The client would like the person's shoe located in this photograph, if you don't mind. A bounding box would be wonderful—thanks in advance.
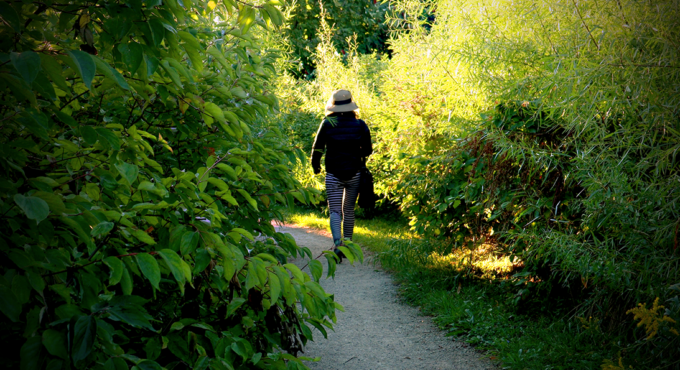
[333,247,344,263]
[333,240,345,263]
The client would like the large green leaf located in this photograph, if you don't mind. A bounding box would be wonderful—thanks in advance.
[132,229,156,245]
[32,191,66,215]
[42,329,68,360]
[11,51,41,84]
[135,253,161,290]
[159,60,183,88]
[0,74,36,106]
[12,275,31,304]
[32,72,56,100]
[120,266,133,295]
[178,31,203,72]
[245,261,259,291]
[118,42,144,76]
[106,296,155,330]
[92,56,130,90]
[193,248,211,274]
[0,285,21,322]
[14,194,49,224]
[148,18,166,47]
[66,50,96,89]
[26,270,45,293]
[268,271,281,302]
[180,231,199,256]
[39,54,69,91]
[284,263,304,282]
[0,1,21,32]
[158,249,186,287]
[103,257,124,286]
[137,360,163,370]
[92,221,114,237]
[71,315,97,363]
[20,336,44,370]
[237,6,256,33]
[104,357,129,370]
[308,260,323,282]
[115,162,139,186]
[95,127,121,150]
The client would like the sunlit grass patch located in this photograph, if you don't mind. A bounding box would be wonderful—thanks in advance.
[284,210,329,232]
[426,243,516,279]
[282,207,416,253]
[379,237,518,281]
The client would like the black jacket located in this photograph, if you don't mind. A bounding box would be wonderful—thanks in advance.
[311,115,372,181]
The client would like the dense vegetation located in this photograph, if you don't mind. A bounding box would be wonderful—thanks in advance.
[2,0,679,368]
[277,0,680,368]
[0,0,363,369]
[281,0,390,78]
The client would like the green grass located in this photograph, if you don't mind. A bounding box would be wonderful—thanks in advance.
[396,268,616,369]
[284,207,623,369]
[282,206,417,254]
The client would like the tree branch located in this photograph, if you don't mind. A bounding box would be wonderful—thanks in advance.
[571,0,599,51]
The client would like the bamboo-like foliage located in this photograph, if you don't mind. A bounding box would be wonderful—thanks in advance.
[278,0,679,366]
[376,0,680,366]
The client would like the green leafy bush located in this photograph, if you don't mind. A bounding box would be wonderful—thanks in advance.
[0,0,363,369]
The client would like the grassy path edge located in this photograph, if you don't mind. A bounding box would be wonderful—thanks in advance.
[285,208,623,370]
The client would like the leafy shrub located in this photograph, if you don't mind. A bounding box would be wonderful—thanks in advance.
[0,0,364,369]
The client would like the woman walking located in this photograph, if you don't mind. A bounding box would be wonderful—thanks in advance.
[311,89,373,262]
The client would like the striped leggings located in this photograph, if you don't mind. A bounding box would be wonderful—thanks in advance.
[326,172,360,243]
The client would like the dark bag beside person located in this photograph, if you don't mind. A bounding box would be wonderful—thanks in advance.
[357,159,375,210]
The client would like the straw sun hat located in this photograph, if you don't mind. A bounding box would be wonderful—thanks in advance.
[325,89,359,114]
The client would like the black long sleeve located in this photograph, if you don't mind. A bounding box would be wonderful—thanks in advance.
[360,123,373,158]
[310,117,372,180]
[311,120,327,173]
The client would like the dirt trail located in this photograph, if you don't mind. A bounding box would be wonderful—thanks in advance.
[277,224,496,370]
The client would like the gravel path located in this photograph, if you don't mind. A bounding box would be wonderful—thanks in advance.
[277,224,497,370]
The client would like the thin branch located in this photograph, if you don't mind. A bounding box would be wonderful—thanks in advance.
[607,63,680,69]
[59,90,90,111]
[88,224,118,261]
[234,0,263,9]
[0,112,19,123]
[614,0,628,26]
[571,0,599,51]
[58,164,101,187]
[533,2,557,55]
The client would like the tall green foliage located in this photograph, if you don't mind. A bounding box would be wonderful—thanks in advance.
[279,0,680,366]
[0,0,363,369]
[281,0,390,77]
[379,0,680,367]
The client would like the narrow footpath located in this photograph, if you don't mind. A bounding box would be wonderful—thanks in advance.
[277,224,496,370]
